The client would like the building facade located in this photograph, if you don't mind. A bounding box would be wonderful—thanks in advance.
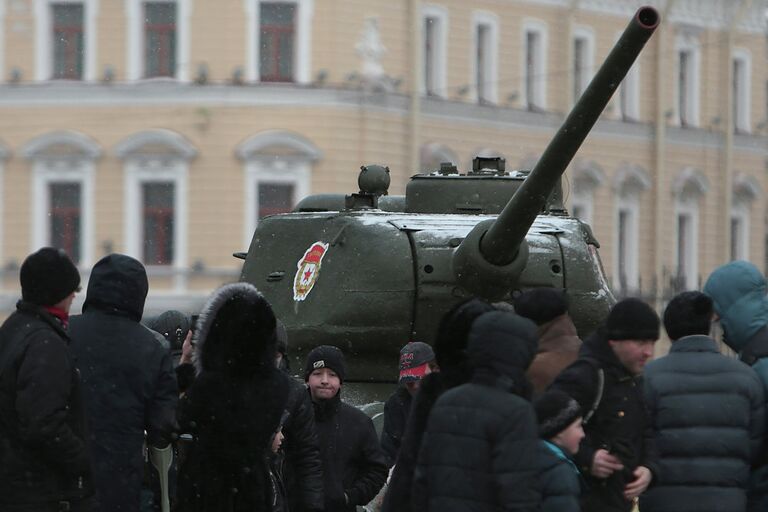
[0,0,766,315]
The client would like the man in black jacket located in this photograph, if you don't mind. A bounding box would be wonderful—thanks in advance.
[304,345,388,512]
[641,291,765,511]
[69,254,178,512]
[550,297,660,512]
[0,247,94,511]
[412,310,541,512]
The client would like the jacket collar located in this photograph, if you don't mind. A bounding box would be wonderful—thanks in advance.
[669,335,719,353]
[16,300,70,341]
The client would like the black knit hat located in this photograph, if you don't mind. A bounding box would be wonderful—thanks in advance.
[20,247,80,306]
[304,345,346,383]
[514,288,568,326]
[534,390,582,439]
[604,298,660,341]
[664,291,713,341]
[146,310,190,351]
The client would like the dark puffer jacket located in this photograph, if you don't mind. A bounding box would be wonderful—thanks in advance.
[313,391,388,512]
[550,330,658,512]
[282,377,324,512]
[412,311,541,512]
[537,441,582,512]
[380,386,412,466]
[69,254,177,512]
[640,335,765,512]
[0,301,94,508]
[176,283,292,512]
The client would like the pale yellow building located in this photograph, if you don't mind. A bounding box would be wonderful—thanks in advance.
[0,0,766,315]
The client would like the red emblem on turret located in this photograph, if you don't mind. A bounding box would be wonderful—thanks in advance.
[293,242,329,301]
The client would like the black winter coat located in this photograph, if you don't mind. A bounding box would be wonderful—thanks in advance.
[282,378,324,512]
[0,301,94,507]
[313,392,388,512]
[550,330,658,512]
[537,441,582,512]
[380,386,412,466]
[639,335,765,512]
[412,311,540,512]
[69,254,177,512]
[176,282,291,512]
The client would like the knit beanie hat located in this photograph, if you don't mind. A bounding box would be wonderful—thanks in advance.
[664,291,713,341]
[604,298,660,341]
[146,310,190,351]
[399,342,435,383]
[304,345,346,383]
[514,288,569,326]
[534,390,582,439]
[20,247,81,306]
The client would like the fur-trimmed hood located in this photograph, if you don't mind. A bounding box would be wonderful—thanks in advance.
[193,282,278,376]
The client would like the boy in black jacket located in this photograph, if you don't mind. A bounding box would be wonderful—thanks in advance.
[304,345,388,512]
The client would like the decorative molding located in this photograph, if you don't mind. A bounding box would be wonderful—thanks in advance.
[672,166,709,198]
[115,129,197,160]
[20,130,102,160]
[613,163,651,195]
[235,130,321,161]
[733,173,761,203]
[572,160,605,192]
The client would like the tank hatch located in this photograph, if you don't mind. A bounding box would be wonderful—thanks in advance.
[406,157,564,215]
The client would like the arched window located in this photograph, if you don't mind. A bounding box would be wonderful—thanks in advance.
[731,173,760,260]
[116,129,196,269]
[21,130,101,265]
[672,167,708,290]
[570,160,604,226]
[612,164,651,293]
[236,130,320,247]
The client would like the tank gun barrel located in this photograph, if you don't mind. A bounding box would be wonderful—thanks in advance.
[480,6,660,265]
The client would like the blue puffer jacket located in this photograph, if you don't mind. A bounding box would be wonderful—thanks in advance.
[704,260,768,511]
[537,441,581,512]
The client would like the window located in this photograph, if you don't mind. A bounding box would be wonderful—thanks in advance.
[22,130,99,266]
[675,35,700,127]
[145,2,177,78]
[472,12,497,104]
[246,0,313,83]
[570,162,604,227]
[421,6,447,98]
[236,130,319,247]
[672,167,707,290]
[259,2,295,82]
[732,50,751,134]
[49,182,82,263]
[616,29,640,121]
[572,28,593,103]
[35,0,96,81]
[731,174,760,261]
[52,3,84,79]
[127,0,190,81]
[730,214,746,261]
[523,20,547,111]
[612,164,650,293]
[117,129,196,270]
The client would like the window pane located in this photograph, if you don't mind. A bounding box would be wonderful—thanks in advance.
[573,38,585,100]
[260,3,295,82]
[476,25,488,102]
[618,210,628,289]
[526,31,538,109]
[142,182,175,265]
[258,183,294,219]
[52,4,84,79]
[144,2,177,78]
[49,182,82,264]
[424,17,436,94]
[678,51,689,126]
[677,214,689,278]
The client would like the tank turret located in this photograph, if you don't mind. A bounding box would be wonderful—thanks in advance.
[238,7,660,381]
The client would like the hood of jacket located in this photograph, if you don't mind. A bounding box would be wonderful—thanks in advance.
[82,253,148,322]
[703,260,768,352]
[193,282,278,376]
[466,311,538,392]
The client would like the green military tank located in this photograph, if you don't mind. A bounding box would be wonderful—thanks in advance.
[237,6,660,384]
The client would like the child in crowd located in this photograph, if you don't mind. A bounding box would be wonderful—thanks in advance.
[534,390,585,512]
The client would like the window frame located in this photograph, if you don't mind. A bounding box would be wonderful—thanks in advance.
[126,0,190,81]
[732,48,751,134]
[730,202,750,261]
[675,34,701,128]
[572,26,594,105]
[613,196,639,293]
[34,0,98,81]
[521,18,548,111]
[674,197,699,290]
[470,10,499,104]
[421,4,448,98]
[615,30,640,121]
[245,0,313,84]
[32,160,95,266]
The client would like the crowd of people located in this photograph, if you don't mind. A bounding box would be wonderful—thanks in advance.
[2,247,768,512]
